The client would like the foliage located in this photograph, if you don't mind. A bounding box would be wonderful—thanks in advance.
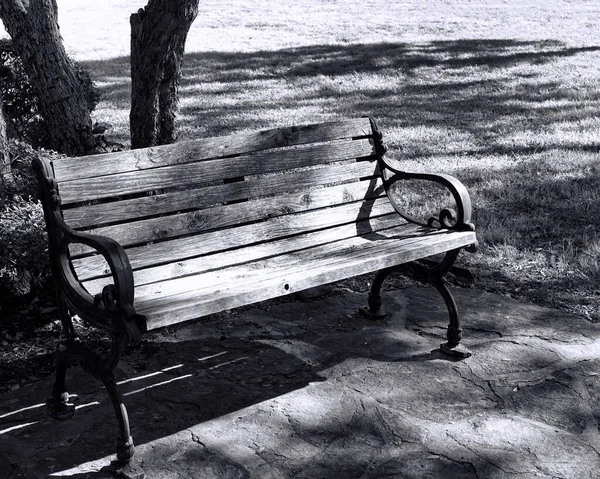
[0,195,49,298]
[0,39,100,147]
[0,141,59,300]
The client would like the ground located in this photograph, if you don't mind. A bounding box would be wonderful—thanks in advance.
[3,286,600,478]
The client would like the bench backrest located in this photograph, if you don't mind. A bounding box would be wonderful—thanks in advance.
[51,118,394,283]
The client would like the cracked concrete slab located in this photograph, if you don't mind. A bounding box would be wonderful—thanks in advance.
[2,286,600,478]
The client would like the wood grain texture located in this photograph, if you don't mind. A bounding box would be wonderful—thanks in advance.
[63,159,379,229]
[135,229,476,330]
[79,214,409,292]
[57,138,375,204]
[68,178,388,256]
[71,197,398,279]
[53,118,373,182]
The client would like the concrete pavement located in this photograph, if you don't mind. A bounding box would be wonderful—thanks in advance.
[1,285,600,478]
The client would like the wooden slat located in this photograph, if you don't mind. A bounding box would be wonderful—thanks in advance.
[53,118,374,182]
[63,159,379,229]
[135,227,465,302]
[68,178,387,256]
[71,197,398,280]
[79,214,409,293]
[57,138,375,205]
[135,230,476,330]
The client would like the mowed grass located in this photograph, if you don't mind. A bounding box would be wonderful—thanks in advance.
[30,1,600,318]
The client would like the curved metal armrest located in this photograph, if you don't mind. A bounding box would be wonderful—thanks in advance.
[365,116,474,233]
[52,212,143,342]
[33,155,143,342]
[382,167,475,232]
[62,218,135,311]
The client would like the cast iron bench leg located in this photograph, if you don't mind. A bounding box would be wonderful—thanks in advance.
[100,372,144,479]
[46,344,76,419]
[47,297,76,419]
[47,302,144,478]
[360,250,472,358]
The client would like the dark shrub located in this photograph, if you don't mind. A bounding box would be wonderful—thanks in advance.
[0,141,60,301]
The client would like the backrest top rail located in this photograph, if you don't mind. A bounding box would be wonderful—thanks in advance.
[52,117,375,183]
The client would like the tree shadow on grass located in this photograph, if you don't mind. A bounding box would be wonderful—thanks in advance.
[461,155,600,317]
[82,39,600,143]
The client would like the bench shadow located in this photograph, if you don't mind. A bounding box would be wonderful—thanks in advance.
[0,289,462,476]
[3,286,598,477]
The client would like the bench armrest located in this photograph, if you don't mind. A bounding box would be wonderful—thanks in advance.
[33,156,144,343]
[62,223,135,312]
[383,168,475,232]
[367,116,475,234]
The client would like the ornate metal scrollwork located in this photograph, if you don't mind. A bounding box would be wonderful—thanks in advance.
[94,284,119,312]
[367,116,475,235]
[368,116,388,157]
[427,207,458,229]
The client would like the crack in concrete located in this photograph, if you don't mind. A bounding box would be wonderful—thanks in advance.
[486,380,507,409]
[454,365,487,393]
[512,333,593,344]
[462,361,506,408]
[190,431,205,447]
[465,326,503,337]
[445,431,521,476]
[433,451,481,479]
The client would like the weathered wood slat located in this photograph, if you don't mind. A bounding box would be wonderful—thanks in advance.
[136,230,476,330]
[134,227,464,302]
[68,178,388,256]
[53,118,373,182]
[63,159,379,229]
[53,118,372,181]
[71,198,398,280]
[57,138,374,207]
[79,214,409,293]
[59,138,375,205]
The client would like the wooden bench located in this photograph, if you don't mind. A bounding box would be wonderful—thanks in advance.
[34,117,477,472]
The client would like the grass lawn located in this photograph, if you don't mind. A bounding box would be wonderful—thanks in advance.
[8,0,600,319]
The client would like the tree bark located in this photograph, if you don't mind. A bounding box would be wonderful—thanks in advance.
[0,0,96,156]
[0,94,16,196]
[0,94,10,177]
[130,0,199,149]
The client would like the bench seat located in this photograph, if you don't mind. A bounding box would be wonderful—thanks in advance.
[82,220,474,331]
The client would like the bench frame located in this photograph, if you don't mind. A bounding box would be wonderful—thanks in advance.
[34,117,477,475]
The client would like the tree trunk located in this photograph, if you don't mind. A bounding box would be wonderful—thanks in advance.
[0,95,10,180]
[0,95,16,197]
[0,0,96,156]
[130,0,199,149]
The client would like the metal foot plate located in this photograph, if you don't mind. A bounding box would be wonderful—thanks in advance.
[359,306,387,320]
[46,398,75,420]
[440,342,472,359]
[103,460,145,479]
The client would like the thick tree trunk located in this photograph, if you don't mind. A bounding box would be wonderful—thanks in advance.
[0,0,96,156]
[0,95,10,180]
[0,96,16,196]
[130,0,199,149]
